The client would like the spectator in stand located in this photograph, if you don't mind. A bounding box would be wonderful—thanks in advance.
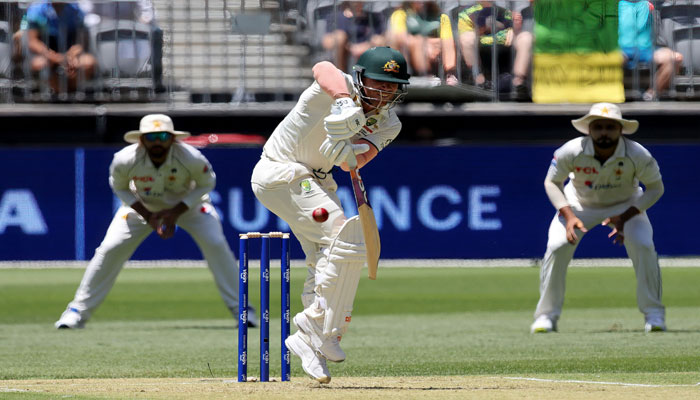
[387,1,457,85]
[321,1,387,73]
[457,1,532,98]
[80,0,163,89]
[618,0,683,101]
[19,0,96,93]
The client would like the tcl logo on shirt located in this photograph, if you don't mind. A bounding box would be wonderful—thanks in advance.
[132,176,154,182]
[574,166,598,174]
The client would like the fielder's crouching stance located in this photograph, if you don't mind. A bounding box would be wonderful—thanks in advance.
[55,114,257,329]
[251,47,410,382]
[531,103,666,334]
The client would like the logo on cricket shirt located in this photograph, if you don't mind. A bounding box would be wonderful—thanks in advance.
[615,161,624,180]
[593,183,622,190]
[585,181,622,190]
[575,166,598,175]
[133,176,154,182]
[300,179,313,193]
[358,122,376,137]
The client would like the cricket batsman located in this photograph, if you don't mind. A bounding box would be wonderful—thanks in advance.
[251,47,410,382]
[531,103,666,334]
[55,114,257,329]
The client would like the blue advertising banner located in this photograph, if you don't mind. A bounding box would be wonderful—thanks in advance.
[1,144,698,260]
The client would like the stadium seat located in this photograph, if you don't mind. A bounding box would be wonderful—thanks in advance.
[304,0,335,47]
[0,20,10,102]
[0,21,10,77]
[659,3,700,88]
[366,0,401,17]
[91,20,153,78]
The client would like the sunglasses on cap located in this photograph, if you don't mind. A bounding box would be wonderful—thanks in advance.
[143,132,172,142]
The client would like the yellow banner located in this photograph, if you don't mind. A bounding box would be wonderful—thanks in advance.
[532,52,624,103]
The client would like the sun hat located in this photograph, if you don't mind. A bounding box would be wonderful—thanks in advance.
[571,103,639,135]
[124,114,190,143]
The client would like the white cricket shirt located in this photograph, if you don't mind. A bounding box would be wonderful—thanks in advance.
[261,72,401,178]
[546,136,662,208]
[109,142,215,212]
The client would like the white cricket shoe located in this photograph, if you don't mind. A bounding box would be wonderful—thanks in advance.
[285,331,331,383]
[293,313,346,362]
[530,315,556,333]
[644,321,666,333]
[55,308,85,329]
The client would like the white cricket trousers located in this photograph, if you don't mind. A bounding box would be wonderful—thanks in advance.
[67,204,239,320]
[534,198,665,324]
[251,158,347,307]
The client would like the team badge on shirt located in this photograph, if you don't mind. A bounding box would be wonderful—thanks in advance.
[615,161,624,180]
[300,179,312,193]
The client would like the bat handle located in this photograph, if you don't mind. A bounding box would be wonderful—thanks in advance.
[345,139,358,170]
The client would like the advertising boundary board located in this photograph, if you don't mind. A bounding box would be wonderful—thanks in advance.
[0,145,697,260]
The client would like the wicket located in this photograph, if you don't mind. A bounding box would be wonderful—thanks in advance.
[238,232,291,382]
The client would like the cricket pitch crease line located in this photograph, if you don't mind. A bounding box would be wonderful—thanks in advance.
[0,388,32,393]
[505,377,700,388]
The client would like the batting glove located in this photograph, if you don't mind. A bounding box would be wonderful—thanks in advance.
[319,137,370,166]
[323,97,366,140]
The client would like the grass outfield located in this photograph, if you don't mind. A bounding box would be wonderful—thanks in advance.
[1,266,699,397]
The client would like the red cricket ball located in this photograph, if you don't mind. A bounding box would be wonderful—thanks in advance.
[312,207,329,223]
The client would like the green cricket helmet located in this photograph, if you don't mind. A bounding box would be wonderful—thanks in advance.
[352,46,410,109]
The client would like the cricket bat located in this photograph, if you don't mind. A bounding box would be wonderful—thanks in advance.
[346,151,380,280]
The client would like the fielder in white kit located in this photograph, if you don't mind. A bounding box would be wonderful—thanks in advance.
[55,114,257,329]
[531,103,666,334]
[251,46,410,383]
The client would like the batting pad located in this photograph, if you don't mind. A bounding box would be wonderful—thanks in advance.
[315,216,366,338]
